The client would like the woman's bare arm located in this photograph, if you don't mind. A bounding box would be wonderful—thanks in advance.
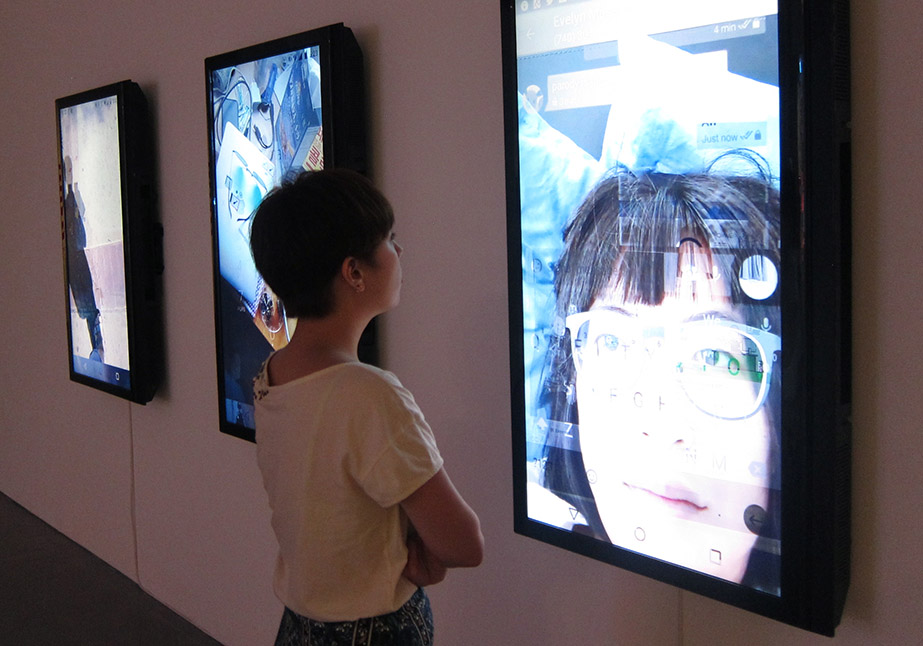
[400,468,484,571]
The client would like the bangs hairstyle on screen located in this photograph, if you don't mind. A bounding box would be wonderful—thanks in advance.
[556,151,780,314]
[249,169,394,319]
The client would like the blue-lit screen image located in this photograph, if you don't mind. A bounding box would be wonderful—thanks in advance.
[208,46,324,431]
[511,0,782,593]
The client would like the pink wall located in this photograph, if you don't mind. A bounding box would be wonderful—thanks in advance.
[1,1,920,644]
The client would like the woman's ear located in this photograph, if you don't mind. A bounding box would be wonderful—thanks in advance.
[341,257,365,293]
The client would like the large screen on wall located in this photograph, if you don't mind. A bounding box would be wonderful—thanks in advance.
[205,23,368,442]
[502,0,851,635]
[56,81,162,404]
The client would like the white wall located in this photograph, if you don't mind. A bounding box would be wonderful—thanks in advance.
[1,1,920,645]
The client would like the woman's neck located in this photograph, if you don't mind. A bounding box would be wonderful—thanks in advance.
[265,311,369,386]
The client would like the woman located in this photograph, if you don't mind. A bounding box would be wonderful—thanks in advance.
[537,151,782,592]
[249,169,483,644]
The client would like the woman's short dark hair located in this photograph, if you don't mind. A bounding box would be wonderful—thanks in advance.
[249,168,394,318]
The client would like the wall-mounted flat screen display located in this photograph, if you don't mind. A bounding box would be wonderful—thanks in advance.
[206,23,367,441]
[502,0,851,635]
[56,81,161,404]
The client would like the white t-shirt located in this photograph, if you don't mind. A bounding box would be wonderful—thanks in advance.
[254,361,444,621]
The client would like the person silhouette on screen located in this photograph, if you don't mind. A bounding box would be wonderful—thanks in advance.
[248,169,483,645]
[534,150,782,593]
[63,156,104,363]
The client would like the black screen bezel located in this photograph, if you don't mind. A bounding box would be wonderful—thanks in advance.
[56,80,162,405]
[205,23,369,442]
[501,0,851,635]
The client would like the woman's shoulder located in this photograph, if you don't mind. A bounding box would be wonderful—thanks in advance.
[332,364,426,420]
[329,362,407,395]
[255,359,415,414]
[266,360,404,393]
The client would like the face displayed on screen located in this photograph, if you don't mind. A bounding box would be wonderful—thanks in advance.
[569,241,776,582]
[514,0,783,592]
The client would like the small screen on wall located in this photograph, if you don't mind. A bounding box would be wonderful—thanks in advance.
[57,80,161,405]
[60,94,134,391]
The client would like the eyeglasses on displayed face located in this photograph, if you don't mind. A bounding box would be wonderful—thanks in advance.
[565,309,780,420]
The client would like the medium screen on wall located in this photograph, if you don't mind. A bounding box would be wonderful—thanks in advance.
[510,0,782,593]
[207,43,326,435]
[207,24,368,442]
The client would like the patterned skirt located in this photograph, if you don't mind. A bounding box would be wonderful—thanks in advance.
[275,587,434,645]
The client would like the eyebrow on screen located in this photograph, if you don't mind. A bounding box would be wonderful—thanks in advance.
[590,306,745,326]
[591,306,637,317]
[683,310,741,324]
